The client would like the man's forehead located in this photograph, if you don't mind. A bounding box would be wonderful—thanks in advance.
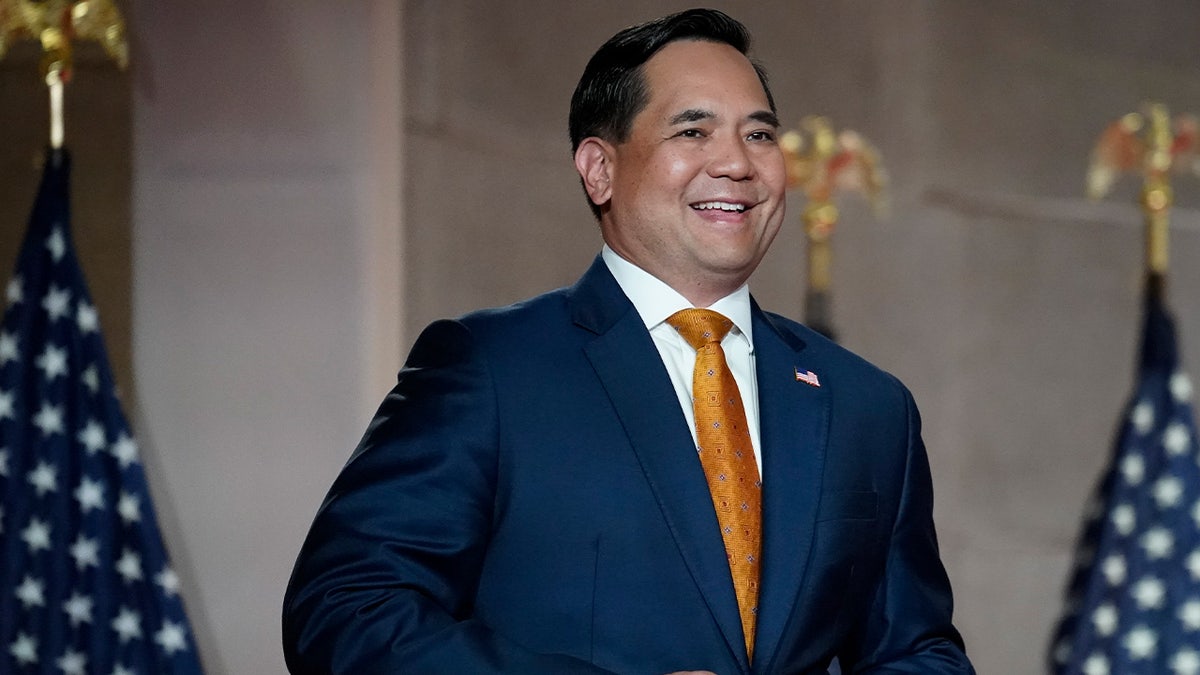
[643,41,755,79]
[641,41,772,114]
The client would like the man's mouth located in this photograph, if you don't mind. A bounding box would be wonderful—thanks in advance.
[691,200,748,213]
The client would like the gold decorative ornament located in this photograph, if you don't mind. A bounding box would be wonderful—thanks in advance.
[0,0,128,77]
[1087,103,1199,279]
[780,116,888,339]
[1,0,128,148]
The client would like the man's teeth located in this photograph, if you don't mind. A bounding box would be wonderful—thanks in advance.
[692,201,746,212]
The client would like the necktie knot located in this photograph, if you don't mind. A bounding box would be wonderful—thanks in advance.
[666,308,734,351]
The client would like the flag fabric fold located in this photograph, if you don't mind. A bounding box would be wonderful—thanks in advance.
[1051,281,1200,675]
[0,149,204,674]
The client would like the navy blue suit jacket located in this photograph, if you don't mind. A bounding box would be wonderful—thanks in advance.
[282,258,973,674]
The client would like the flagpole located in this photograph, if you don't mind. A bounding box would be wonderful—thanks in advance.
[780,116,888,342]
[1141,104,1174,305]
[801,201,838,340]
[46,63,65,149]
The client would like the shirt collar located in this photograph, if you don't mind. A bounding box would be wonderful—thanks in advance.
[601,245,754,345]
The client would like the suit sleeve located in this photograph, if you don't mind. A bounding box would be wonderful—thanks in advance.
[281,319,613,674]
[845,384,975,674]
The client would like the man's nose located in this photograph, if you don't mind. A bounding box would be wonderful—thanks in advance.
[707,136,755,180]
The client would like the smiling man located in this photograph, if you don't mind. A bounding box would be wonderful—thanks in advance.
[283,9,973,674]
[574,37,786,309]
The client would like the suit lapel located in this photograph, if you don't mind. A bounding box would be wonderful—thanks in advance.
[749,307,831,671]
[571,258,749,670]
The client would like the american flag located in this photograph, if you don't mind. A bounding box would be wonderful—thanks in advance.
[1051,280,1200,675]
[0,149,204,674]
[794,368,821,388]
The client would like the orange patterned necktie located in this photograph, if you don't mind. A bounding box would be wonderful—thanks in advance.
[666,308,762,661]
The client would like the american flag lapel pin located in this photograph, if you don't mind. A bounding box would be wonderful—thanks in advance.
[795,367,821,388]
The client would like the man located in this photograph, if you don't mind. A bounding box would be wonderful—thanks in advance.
[283,9,973,674]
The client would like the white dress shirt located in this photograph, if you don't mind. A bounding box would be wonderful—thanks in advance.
[601,246,763,474]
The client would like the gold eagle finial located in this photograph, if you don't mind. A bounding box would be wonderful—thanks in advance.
[1087,103,1199,277]
[0,0,128,78]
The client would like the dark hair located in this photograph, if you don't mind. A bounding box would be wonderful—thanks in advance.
[568,8,776,218]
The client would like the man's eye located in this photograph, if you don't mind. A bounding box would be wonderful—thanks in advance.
[677,129,706,139]
[748,130,776,142]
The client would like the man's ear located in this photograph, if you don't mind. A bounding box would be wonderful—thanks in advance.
[574,137,615,208]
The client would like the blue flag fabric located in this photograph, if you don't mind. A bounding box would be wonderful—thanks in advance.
[0,150,204,674]
[1051,281,1200,675]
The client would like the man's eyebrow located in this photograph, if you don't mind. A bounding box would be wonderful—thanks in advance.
[749,110,780,128]
[668,108,715,125]
[667,108,780,128]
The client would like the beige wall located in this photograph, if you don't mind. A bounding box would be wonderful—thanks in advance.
[129,2,402,672]
[3,1,1200,673]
